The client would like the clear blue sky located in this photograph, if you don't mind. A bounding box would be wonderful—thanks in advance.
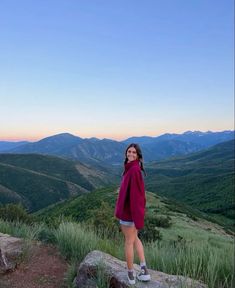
[0,0,234,141]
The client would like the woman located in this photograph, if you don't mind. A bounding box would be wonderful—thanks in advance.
[114,143,151,285]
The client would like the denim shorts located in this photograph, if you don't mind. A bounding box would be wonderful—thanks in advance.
[119,219,135,226]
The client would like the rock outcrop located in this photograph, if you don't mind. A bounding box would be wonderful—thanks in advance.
[0,232,24,273]
[75,250,208,288]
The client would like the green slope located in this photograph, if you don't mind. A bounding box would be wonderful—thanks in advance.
[0,154,119,212]
[145,140,234,227]
[34,185,233,239]
[0,154,101,190]
[34,185,117,221]
[0,162,88,211]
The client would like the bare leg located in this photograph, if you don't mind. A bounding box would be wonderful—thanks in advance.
[120,225,137,269]
[134,235,145,263]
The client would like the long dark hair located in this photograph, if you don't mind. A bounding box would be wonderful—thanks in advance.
[122,143,147,176]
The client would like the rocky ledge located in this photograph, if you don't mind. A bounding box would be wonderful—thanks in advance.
[75,250,208,288]
[0,232,24,273]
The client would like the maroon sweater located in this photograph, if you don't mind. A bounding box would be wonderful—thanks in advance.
[114,159,146,230]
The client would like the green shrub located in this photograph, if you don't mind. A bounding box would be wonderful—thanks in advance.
[139,217,163,242]
[154,215,172,228]
[86,201,119,239]
[187,214,198,221]
[0,203,34,224]
[37,225,57,244]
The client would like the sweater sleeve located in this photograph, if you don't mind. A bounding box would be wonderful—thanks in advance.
[129,168,146,230]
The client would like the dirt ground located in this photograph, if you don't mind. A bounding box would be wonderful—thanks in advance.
[0,241,69,288]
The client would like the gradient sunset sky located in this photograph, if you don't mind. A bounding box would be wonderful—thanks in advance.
[0,0,234,142]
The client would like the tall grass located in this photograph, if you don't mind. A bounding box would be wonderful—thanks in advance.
[54,221,100,261]
[0,218,44,240]
[0,219,234,288]
[63,260,78,288]
[54,220,234,288]
[144,238,234,288]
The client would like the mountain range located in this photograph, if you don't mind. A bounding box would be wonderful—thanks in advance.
[0,138,234,230]
[0,130,234,165]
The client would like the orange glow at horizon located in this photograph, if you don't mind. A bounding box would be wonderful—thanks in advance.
[0,131,163,142]
[0,127,233,142]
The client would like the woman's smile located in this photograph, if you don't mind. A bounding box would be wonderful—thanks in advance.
[127,147,138,162]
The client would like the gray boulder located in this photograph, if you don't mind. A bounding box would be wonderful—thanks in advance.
[75,250,208,288]
[0,232,24,273]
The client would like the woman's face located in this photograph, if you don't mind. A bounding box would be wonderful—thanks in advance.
[126,147,138,162]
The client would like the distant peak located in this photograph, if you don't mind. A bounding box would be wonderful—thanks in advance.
[53,133,78,138]
[38,132,82,142]
[183,130,203,135]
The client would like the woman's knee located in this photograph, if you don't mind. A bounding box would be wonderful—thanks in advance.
[122,227,137,244]
[125,237,135,245]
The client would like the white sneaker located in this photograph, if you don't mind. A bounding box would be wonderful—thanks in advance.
[127,270,136,285]
[137,266,151,281]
